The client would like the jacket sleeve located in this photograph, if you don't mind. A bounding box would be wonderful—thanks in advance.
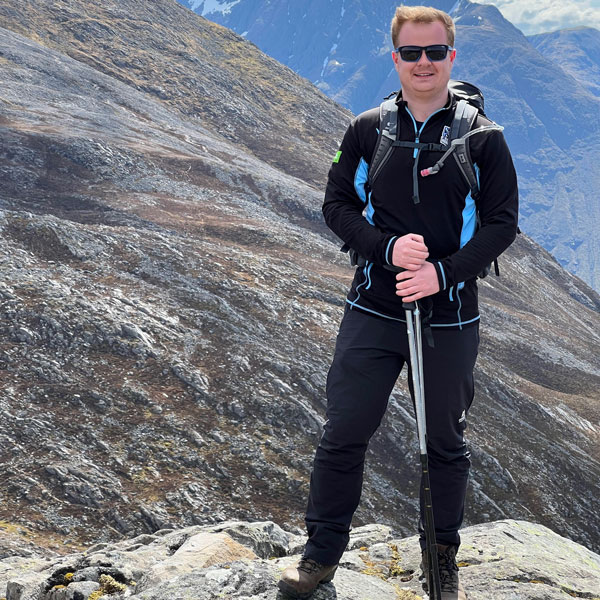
[435,127,519,288]
[322,115,398,266]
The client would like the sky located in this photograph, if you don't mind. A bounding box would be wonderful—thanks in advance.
[481,0,600,35]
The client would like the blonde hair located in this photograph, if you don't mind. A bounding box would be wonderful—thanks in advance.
[391,6,455,48]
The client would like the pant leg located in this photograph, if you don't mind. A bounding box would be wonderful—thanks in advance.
[304,308,405,565]
[415,324,480,550]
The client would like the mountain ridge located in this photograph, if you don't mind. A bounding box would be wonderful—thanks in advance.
[528,26,600,97]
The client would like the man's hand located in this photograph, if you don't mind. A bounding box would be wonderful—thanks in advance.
[392,234,429,270]
[395,261,440,302]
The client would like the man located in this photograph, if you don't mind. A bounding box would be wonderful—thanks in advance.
[279,6,518,600]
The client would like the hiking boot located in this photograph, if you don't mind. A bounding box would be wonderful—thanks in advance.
[420,544,467,600]
[278,557,338,599]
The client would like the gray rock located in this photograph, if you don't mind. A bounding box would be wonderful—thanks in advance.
[207,521,298,559]
[346,520,600,600]
[138,559,405,600]
[136,530,257,591]
[65,581,101,599]
[346,524,393,551]
[6,572,46,600]
[3,520,599,600]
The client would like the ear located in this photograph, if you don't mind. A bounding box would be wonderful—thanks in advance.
[391,49,399,66]
[449,48,457,65]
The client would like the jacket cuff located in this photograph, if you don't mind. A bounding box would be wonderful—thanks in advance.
[433,260,448,291]
[384,236,398,265]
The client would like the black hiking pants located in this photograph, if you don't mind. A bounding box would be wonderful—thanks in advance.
[304,307,479,565]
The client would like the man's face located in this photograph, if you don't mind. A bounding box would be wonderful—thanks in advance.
[392,20,456,102]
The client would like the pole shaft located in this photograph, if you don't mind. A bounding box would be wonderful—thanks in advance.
[421,453,442,599]
[406,305,442,599]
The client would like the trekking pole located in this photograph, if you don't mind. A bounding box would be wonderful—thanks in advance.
[403,299,442,600]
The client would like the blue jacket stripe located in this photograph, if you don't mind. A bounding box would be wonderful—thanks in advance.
[460,190,477,249]
[354,157,369,204]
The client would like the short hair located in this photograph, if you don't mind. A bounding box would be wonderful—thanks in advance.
[391,5,455,48]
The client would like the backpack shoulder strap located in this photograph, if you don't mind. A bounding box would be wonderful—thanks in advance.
[368,98,398,187]
[450,99,480,199]
[450,99,478,138]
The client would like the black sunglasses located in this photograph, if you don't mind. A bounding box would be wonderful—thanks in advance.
[395,44,453,62]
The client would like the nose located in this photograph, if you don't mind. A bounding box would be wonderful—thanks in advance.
[416,49,430,64]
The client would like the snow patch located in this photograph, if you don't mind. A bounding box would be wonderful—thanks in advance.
[198,0,242,16]
[449,0,462,15]
[320,56,329,78]
[320,43,338,78]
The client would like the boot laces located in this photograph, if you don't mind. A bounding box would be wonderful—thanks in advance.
[298,557,324,575]
[437,547,459,592]
[421,546,459,593]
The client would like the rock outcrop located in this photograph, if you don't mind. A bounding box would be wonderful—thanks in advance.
[2,520,600,600]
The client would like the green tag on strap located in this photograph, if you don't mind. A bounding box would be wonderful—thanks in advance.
[333,150,342,163]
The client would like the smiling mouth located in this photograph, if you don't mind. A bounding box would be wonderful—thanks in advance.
[415,73,433,77]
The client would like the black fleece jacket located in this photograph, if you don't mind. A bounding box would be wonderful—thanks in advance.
[323,92,519,328]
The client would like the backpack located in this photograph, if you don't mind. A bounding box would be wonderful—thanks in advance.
[344,80,505,278]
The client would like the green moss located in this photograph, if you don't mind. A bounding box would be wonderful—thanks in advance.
[99,574,127,593]
[88,574,128,599]
[0,521,26,535]
[394,590,421,600]
[388,544,413,580]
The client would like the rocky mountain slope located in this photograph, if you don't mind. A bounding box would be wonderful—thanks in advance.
[3,520,600,600]
[0,0,350,192]
[1,0,600,567]
[188,0,600,293]
[528,27,600,97]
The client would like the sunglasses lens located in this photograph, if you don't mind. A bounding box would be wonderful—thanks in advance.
[426,46,448,61]
[399,47,422,61]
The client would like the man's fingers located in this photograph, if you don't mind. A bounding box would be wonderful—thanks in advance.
[396,283,418,294]
[406,246,428,258]
[406,244,429,255]
[391,234,429,270]
[395,252,428,269]
[395,261,439,300]
[409,233,425,244]
[396,290,422,302]
[407,235,428,248]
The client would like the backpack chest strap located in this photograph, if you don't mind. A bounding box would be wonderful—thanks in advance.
[392,141,447,152]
